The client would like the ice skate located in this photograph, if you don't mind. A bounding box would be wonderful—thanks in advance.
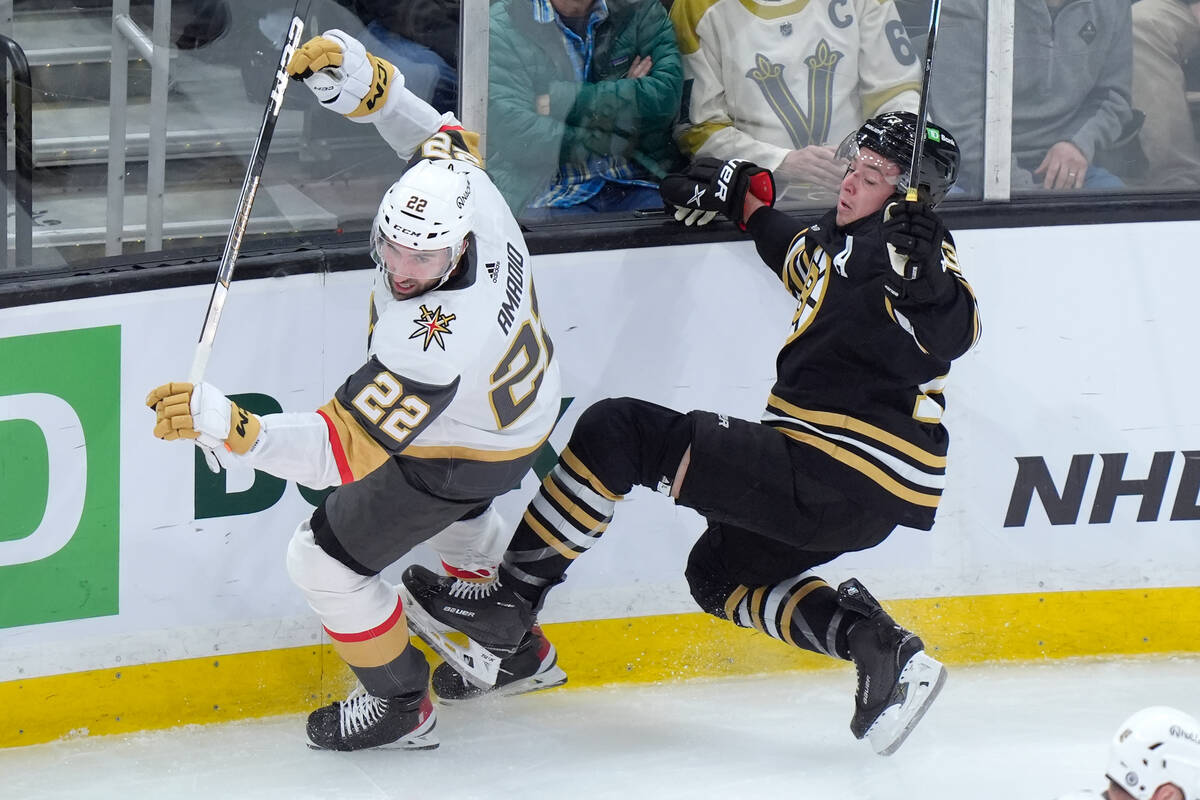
[839,578,947,756]
[306,684,438,751]
[431,624,567,703]
[400,564,534,689]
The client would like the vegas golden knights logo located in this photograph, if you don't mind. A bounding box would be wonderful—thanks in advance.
[746,39,843,147]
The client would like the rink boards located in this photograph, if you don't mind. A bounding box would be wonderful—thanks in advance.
[1,221,1198,747]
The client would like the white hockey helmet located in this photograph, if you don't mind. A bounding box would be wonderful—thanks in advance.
[1106,706,1200,800]
[371,159,473,293]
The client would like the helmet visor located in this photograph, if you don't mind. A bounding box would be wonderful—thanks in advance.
[835,133,908,193]
[371,228,453,282]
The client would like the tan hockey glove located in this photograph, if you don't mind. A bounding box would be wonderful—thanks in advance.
[146,381,261,455]
[286,29,395,119]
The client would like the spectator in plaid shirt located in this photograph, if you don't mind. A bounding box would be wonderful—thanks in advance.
[486,0,685,215]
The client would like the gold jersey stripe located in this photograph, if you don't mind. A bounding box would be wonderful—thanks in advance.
[677,119,732,157]
[318,398,390,481]
[449,128,485,164]
[543,474,607,531]
[779,578,828,648]
[724,585,750,621]
[735,0,813,21]
[777,427,941,507]
[670,0,726,54]
[525,510,582,560]
[767,393,947,468]
[560,447,623,501]
[860,81,922,117]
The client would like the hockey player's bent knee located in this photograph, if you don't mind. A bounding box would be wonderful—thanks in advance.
[568,397,693,495]
[285,520,399,633]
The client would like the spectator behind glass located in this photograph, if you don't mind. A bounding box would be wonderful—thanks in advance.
[1132,0,1200,188]
[928,0,1134,196]
[1055,706,1200,800]
[331,0,460,115]
[669,0,921,203]
[486,0,685,216]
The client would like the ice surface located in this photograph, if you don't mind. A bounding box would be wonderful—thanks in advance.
[3,657,1197,799]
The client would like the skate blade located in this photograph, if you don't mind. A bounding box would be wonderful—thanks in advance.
[400,585,504,690]
[866,652,947,756]
[436,665,569,706]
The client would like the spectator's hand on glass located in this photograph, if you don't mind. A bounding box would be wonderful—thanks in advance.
[776,146,845,190]
[536,94,550,116]
[625,55,653,79]
[1034,141,1088,190]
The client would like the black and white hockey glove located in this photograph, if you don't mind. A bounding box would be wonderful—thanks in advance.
[659,157,775,230]
[881,199,953,303]
[881,199,946,278]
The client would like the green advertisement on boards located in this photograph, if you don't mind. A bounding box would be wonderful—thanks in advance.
[0,326,120,628]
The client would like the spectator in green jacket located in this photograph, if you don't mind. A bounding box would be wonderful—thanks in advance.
[486,0,685,216]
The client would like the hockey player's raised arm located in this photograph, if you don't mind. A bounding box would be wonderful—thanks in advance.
[880,203,982,362]
[286,29,461,160]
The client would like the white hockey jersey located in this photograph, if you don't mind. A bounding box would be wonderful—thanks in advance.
[312,126,561,487]
[671,0,922,170]
[237,92,560,491]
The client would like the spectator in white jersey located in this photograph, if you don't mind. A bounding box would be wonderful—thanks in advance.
[1057,706,1200,800]
[670,0,921,200]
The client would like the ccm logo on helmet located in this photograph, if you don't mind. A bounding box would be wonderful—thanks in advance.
[715,159,745,202]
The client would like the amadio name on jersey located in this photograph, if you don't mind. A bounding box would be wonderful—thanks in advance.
[1003,450,1200,527]
[496,242,526,335]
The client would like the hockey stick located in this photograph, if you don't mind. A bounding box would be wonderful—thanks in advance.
[905,0,943,203]
[188,0,312,385]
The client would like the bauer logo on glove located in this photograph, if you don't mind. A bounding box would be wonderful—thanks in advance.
[659,157,776,230]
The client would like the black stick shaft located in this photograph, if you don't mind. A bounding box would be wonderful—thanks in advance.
[906,0,942,202]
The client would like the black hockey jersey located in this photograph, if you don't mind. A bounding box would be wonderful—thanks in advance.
[745,205,981,530]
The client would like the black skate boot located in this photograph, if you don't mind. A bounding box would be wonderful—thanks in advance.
[400,564,535,690]
[431,624,567,703]
[838,578,947,756]
[306,685,438,751]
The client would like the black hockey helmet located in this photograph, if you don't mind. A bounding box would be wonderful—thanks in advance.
[835,111,960,205]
